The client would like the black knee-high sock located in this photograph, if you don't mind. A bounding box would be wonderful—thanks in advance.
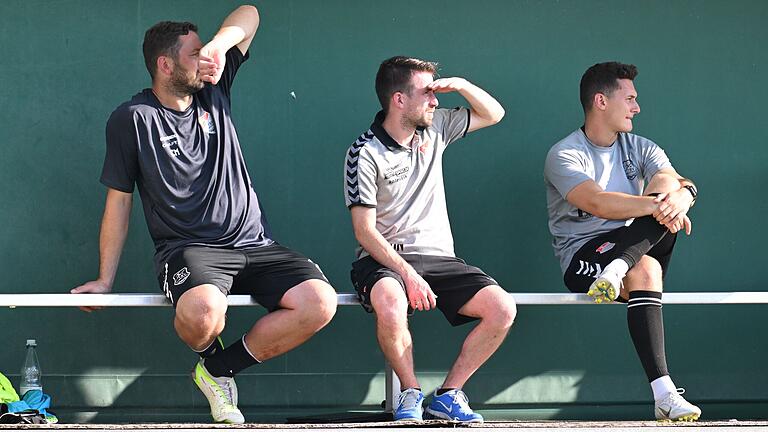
[627,290,669,381]
[618,216,670,267]
[204,336,261,378]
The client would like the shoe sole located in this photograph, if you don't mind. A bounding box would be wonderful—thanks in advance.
[658,413,700,422]
[424,409,483,423]
[587,278,617,303]
[393,417,423,422]
[656,414,699,423]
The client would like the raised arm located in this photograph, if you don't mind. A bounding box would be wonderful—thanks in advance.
[350,206,436,311]
[427,77,505,133]
[71,188,132,311]
[199,5,260,84]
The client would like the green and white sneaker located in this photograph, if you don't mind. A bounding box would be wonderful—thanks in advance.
[192,360,245,424]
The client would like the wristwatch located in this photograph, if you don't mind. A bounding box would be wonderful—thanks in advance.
[682,184,697,204]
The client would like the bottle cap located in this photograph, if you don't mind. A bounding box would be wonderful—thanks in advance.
[26,339,37,346]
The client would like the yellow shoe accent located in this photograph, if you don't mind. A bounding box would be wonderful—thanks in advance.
[192,361,245,424]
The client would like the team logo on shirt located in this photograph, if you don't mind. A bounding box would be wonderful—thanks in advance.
[384,163,410,185]
[198,111,216,135]
[412,134,431,154]
[160,134,181,157]
[623,158,638,180]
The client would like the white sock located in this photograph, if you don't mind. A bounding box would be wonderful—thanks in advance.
[603,258,629,277]
[651,375,676,400]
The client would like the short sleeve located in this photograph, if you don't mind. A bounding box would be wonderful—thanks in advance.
[637,137,672,182]
[544,147,592,198]
[434,107,470,146]
[214,47,249,101]
[100,109,138,193]
[345,144,377,208]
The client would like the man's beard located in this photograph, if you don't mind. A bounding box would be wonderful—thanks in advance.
[169,67,204,97]
[403,109,433,129]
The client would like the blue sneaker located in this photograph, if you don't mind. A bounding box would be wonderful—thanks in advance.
[425,389,483,423]
[393,388,424,421]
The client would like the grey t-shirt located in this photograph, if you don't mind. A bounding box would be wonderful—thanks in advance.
[344,108,470,259]
[544,128,672,273]
[101,48,273,270]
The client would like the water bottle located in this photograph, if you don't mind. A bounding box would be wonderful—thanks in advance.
[19,339,42,395]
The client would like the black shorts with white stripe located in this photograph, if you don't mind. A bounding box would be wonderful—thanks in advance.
[563,224,677,300]
[157,244,328,310]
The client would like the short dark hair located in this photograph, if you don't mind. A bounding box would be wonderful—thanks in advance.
[142,21,198,80]
[579,62,638,112]
[375,56,438,113]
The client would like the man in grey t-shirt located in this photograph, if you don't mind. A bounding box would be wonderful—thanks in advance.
[544,62,700,421]
[344,56,516,423]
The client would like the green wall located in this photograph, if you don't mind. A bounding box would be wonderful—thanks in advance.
[1,0,766,422]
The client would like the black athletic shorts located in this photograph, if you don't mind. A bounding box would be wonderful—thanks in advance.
[157,244,329,310]
[563,225,677,296]
[350,254,498,327]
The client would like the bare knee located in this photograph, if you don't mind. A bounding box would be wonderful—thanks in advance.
[625,256,663,292]
[370,279,409,330]
[462,286,516,331]
[282,280,337,331]
[308,282,337,328]
[174,286,228,346]
[483,288,517,330]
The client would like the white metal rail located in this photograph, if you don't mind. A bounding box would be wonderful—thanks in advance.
[1,292,768,308]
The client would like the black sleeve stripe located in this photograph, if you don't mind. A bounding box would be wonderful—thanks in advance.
[347,203,376,209]
[345,130,374,204]
[462,108,470,137]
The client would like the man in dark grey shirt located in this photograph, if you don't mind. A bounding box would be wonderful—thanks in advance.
[73,5,336,424]
[345,56,516,423]
[544,62,700,421]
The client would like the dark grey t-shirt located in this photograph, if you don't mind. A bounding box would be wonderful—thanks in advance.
[101,48,273,269]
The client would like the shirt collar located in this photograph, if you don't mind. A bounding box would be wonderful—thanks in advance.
[370,110,426,152]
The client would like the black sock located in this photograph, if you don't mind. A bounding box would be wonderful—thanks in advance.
[203,336,261,378]
[436,388,456,396]
[627,291,669,381]
[618,216,670,267]
[195,336,224,359]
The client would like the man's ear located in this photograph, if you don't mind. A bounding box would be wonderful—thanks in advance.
[391,91,406,110]
[157,55,174,77]
[593,93,607,111]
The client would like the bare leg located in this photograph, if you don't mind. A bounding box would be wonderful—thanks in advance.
[370,277,419,390]
[174,284,228,350]
[442,285,516,388]
[243,279,337,361]
[619,255,664,299]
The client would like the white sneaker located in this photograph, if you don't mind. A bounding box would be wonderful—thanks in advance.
[587,270,622,303]
[655,388,701,421]
[192,360,245,424]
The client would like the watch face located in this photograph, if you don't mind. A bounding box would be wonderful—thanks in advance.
[684,185,697,199]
